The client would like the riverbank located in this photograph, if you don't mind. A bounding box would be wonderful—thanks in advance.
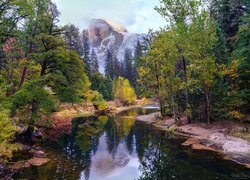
[44,99,152,129]
[136,113,250,169]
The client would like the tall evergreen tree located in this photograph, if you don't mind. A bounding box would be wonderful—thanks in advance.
[90,49,99,73]
[81,29,91,74]
[63,24,83,56]
[231,13,250,114]
[104,50,114,79]
[210,0,250,52]
[124,49,133,85]
[113,55,121,78]
[134,41,144,95]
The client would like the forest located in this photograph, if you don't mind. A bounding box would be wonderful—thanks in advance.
[0,0,250,178]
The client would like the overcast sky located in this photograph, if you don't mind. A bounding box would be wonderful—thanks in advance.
[51,0,166,33]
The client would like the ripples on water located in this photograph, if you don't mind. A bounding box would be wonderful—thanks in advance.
[14,107,250,180]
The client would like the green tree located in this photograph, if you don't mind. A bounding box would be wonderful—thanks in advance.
[62,24,83,56]
[0,102,18,159]
[124,49,133,86]
[90,49,99,73]
[230,13,250,117]
[139,0,219,124]
[210,0,249,52]
[138,30,182,122]
[81,29,91,74]
[105,50,114,79]
[11,79,56,124]
[0,0,31,45]
[90,72,112,100]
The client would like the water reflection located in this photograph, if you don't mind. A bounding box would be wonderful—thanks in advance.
[14,107,250,180]
[84,134,141,180]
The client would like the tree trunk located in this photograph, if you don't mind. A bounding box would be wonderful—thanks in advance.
[7,68,13,96]
[40,62,47,76]
[182,56,191,123]
[18,40,34,90]
[18,66,27,90]
[205,88,211,124]
[177,46,191,123]
[159,98,164,117]
[169,83,179,125]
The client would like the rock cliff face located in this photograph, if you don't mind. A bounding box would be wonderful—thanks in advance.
[83,19,144,74]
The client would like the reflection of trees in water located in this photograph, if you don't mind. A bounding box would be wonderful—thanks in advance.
[105,115,135,155]
[125,125,135,155]
[47,116,108,180]
[135,125,180,180]
[105,118,119,155]
[135,122,151,162]
[74,116,108,179]
[114,117,135,138]
[49,114,137,180]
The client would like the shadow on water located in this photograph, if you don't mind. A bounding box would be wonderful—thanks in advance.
[14,107,250,180]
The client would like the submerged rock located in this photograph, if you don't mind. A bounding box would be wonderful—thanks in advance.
[10,157,49,170]
[33,150,46,158]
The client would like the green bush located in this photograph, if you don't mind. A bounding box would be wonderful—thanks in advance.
[93,92,108,111]
[0,106,18,159]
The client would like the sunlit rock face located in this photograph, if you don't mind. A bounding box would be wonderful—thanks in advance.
[88,19,126,48]
[84,19,144,74]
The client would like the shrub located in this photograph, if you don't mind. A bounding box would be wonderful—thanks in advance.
[0,107,18,159]
[112,77,137,105]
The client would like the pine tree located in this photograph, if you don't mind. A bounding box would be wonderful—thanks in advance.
[105,50,114,79]
[90,49,99,73]
[124,49,133,84]
[81,29,91,74]
[231,13,250,114]
[113,55,121,78]
[134,41,144,95]
[63,24,83,56]
[210,0,249,52]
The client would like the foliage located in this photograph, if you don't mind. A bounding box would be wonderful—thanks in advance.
[11,79,57,125]
[0,103,18,158]
[92,92,108,111]
[139,0,220,124]
[90,72,112,100]
[113,77,137,105]
[83,90,108,111]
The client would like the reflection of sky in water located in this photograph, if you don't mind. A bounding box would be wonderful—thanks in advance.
[80,133,141,180]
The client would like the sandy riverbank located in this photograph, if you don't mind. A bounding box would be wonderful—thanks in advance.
[136,112,250,169]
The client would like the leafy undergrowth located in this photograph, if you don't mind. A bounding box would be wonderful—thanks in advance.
[0,107,20,162]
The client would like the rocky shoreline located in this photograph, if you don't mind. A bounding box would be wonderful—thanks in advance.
[0,145,49,179]
[137,112,250,169]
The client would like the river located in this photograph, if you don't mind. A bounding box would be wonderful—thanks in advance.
[14,107,250,179]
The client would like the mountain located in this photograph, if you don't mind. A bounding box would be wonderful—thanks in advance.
[82,19,145,74]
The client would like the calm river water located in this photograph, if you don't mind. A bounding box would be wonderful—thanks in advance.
[14,107,250,180]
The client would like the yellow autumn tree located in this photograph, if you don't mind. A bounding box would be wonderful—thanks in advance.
[113,77,137,106]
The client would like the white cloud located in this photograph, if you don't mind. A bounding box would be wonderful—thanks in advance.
[52,0,166,33]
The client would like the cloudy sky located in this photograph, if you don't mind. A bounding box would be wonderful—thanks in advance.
[52,0,166,33]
